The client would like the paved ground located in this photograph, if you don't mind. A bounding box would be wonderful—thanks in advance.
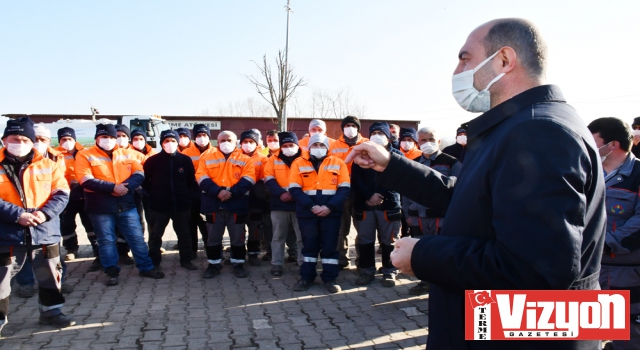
[0,219,429,349]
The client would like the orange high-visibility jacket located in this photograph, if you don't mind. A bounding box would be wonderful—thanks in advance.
[180,142,215,171]
[401,146,423,160]
[196,148,256,214]
[299,135,335,152]
[56,143,87,201]
[131,143,157,164]
[328,134,368,174]
[288,153,350,218]
[264,154,297,211]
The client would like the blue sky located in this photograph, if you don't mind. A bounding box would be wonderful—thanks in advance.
[1,1,639,136]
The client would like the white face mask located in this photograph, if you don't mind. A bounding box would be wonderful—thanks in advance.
[179,137,191,147]
[309,131,321,137]
[281,145,299,157]
[370,134,388,146]
[61,140,76,151]
[400,141,414,151]
[457,135,468,146]
[132,140,145,150]
[98,138,117,151]
[163,142,178,154]
[599,142,612,163]
[452,50,505,113]
[241,142,257,154]
[218,141,235,154]
[34,142,48,155]
[310,148,327,158]
[634,130,640,137]
[7,142,33,157]
[195,136,209,147]
[343,127,358,138]
[267,141,280,151]
[116,137,129,148]
[420,142,439,155]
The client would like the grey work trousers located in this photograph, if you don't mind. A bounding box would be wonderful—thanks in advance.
[354,210,400,276]
[206,211,247,265]
[270,211,303,266]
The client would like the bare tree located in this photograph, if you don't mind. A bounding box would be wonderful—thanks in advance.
[308,87,367,119]
[247,51,305,131]
[217,97,274,118]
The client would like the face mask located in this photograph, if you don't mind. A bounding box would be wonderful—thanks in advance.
[634,130,640,137]
[309,131,321,137]
[132,140,145,150]
[98,138,117,151]
[195,136,209,147]
[7,143,32,157]
[281,145,299,157]
[400,141,414,151]
[343,127,358,138]
[163,142,178,154]
[34,142,48,155]
[267,141,280,151]
[61,140,76,151]
[452,50,505,113]
[218,141,235,154]
[390,134,398,142]
[179,137,191,147]
[241,142,257,154]
[116,137,129,148]
[420,142,439,155]
[310,148,327,158]
[370,134,388,146]
[599,142,612,163]
[457,135,468,146]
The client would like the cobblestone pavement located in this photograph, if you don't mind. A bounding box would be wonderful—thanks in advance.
[0,220,428,349]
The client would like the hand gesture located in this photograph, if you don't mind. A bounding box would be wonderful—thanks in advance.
[344,141,391,172]
[390,237,420,276]
[112,183,129,197]
[218,189,232,202]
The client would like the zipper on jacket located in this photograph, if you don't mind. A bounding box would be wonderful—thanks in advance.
[170,156,177,212]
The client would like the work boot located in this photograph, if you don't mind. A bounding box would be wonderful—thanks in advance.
[203,264,220,279]
[119,255,135,265]
[409,281,430,295]
[355,273,375,286]
[233,265,249,278]
[180,261,198,270]
[248,255,261,266]
[64,249,77,262]
[105,267,119,286]
[324,281,342,294]
[287,255,297,263]
[16,285,34,298]
[270,265,283,277]
[38,313,76,328]
[88,258,102,272]
[261,253,272,262]
[139,268,165,279]
[292,279,312,291]
[381,274,396,287]
[61,282,74,294]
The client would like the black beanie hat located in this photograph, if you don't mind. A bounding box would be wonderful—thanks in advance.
[161,130,179,144]
[95,124,117,139]
[176,127,191,139]
[399,127,418,143]
[131,129,146,139]
[278,132,299,147]
[633,117,640,127]
[240,130,260,144]
[369,121,391,139]
[456,127,467,135]
[341,116,361,130]
[193,124,211,138]
[57,127,77,143]
[115,124,131,138]
[3,117,36,143]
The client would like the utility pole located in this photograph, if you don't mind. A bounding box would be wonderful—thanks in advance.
[282,0,292,131]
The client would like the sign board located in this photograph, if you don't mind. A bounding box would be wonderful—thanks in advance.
[166,121,221,130]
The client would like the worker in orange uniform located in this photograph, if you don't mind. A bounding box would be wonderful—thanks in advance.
[178,125,214,257]
[298,119,335,152]
[0,117,75,332]
[197,131,255,279]
[289,133,350,293]
[239,130,269,266]
[329,116,368,269]
[75,124,164,286]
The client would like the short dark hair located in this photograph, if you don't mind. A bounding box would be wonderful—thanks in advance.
[266,129,278,137]
[484,18,547,79]
[587,117,633,152]
[389,123,400,130]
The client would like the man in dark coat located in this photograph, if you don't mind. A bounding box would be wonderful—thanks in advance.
[346,18,606,350]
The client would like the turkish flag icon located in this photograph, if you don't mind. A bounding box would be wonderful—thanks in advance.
[467,291,496,308]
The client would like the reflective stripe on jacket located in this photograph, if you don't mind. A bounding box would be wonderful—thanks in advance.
[56,143,86,201]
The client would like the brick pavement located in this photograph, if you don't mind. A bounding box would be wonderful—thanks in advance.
[0,219,428,349]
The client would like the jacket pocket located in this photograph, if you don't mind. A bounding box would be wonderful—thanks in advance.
[384,209,402,222]
[353,210,366,221]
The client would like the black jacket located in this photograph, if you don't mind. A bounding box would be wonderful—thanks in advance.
[142,150,196,213]
[351,146,402,213]
[376,85,606,350]
[442,142,466,163]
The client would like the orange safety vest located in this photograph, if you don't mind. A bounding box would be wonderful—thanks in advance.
[299,135,336,152]
[181,142,215,171]
[289,153,350,195]
[401,146,423,160]
[247,151,267,181]
[131,143,157,164]
[328,134,368,174]
[264,155,291,189]
[196,148,255,189]
[55,143,85,186]
[75,145,144,186]
[0,150,69,209]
